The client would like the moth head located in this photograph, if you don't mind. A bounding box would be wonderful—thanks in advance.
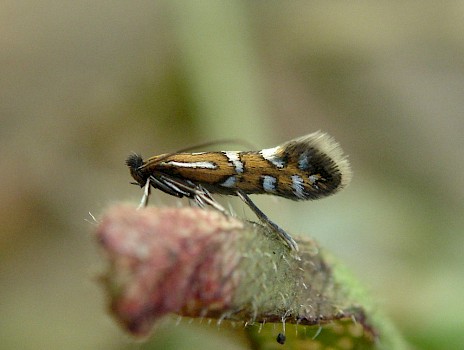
[126,153,148,187]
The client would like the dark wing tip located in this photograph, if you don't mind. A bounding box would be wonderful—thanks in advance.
[126,153,144,170]
[291,131,352,191]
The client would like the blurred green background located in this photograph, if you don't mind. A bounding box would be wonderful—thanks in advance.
[1,2,463,349]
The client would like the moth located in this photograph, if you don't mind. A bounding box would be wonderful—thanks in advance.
[126,131,352,251]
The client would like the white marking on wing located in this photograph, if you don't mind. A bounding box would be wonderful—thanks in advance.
[260,146,285,168]
[262,175,277,193]
[165,161,217,169]
[308,174,320,190]
[308,174,319,184]
[223,151,243,173]
[220,176,237,188]
[298,151,310,170]
[291,174,306,199]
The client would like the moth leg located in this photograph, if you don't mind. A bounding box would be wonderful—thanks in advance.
[149,175,189,197]
[158,176,228,216]
[138,175,190,209]
[236,189,299,251]
[195,185,228,216]
[137,178,151,209]
[152,176,191,197]
[191,194,206,208]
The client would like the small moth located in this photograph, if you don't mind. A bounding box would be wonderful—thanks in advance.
[126,131,352,251]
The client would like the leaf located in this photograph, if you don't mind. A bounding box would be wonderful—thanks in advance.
[95,204,409,349]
